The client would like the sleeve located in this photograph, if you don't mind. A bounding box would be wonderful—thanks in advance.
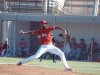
[47,26,55,31]
[32,30,40,35]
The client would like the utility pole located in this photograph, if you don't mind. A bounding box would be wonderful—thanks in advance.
[93,0,99,16]
[44,0,48,14]
[91,0,99,61]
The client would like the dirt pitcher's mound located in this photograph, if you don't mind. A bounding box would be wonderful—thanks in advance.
[0,64,89,75]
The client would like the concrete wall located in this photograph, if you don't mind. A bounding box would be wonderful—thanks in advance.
[67,23,100,47]
[49,22,100,47]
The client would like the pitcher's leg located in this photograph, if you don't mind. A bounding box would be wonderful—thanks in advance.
[57,50,70,69]
[48,45,70,69]
[40,54,43,62]
[17,45,47,65]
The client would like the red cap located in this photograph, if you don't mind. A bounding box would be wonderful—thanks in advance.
[40,20,47,24]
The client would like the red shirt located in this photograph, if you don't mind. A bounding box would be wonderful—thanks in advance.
[19,40,27,48]
[66,34,70,42]
[0,47,3,54]
[2,44,8,50]
[79,43,86,48]
[0,47,2,51]
[91,41,97,49]
[33,26,55,45]
[70,42,78,49]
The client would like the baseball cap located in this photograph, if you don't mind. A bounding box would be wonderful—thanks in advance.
[40,20,47,24]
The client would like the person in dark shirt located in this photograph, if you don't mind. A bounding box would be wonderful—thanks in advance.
[68,38,79,60]
[0,43,3,55]
[1,40,9,56]
[88,38,98,59]
[79,39,87,60]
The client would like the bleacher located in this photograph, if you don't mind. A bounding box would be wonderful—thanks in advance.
[0,0,3,11]
[0,0,59,14]
[6,0,43,13]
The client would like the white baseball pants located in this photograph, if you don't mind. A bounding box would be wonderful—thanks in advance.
[20,44,70,70]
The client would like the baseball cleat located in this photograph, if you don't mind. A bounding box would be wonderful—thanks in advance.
[65,68,74,72]
[67,68,73,71]
[53,61,56,63]
[17,62,22,66]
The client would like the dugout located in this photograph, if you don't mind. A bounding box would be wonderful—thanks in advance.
[0,14,100,62]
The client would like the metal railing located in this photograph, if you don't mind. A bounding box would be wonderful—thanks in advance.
[47,0,73,15]
[54,1,73,15]
[0,0,72,15]
[0,0,4,11]
[7,0,43,13]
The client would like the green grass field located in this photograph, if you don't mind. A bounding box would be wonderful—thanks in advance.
[0,57,100,75]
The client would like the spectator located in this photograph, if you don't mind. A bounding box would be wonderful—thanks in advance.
[62,31,71,57]
[68,38,79,60]
[88,38,98,57]
[78,39,87,60]
[57,33,65,50]
[65,31,70,43]
[1,40,9,56]
[18,38,28,57]
[0,43,3,56]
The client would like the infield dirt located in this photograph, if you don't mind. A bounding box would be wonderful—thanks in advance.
[0,64,92,75]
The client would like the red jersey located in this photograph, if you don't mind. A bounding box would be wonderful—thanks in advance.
[33,26,55,45]
[2,44,8,50]
[19,40,27,48]
[70,42,78,49]
[91,42,97,49]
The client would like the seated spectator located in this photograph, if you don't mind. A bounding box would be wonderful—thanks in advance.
[58,33,65,50]
[62,31,71,58]
[55,33,64,50]
[88,38,98,56]
[1,40,9,56]
[68,38,80,60]
[18,38,28,57]
[0,43,3,56]
[65,31,70,43]
[78,39,87,60]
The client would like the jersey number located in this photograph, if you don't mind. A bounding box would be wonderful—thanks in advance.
[38,33,47,38]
